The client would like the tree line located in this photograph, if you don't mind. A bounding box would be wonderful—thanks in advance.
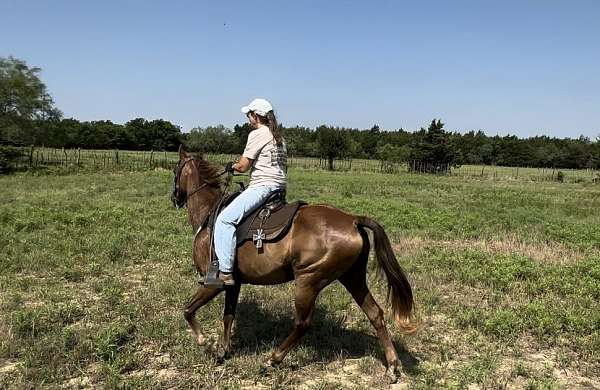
[2,56,600,170]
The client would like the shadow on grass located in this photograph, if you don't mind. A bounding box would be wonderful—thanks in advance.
[232,300,420,374]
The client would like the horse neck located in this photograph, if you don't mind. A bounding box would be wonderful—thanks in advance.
[186,187,221,231]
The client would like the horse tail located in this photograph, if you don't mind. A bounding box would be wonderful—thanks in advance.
[356,216,416,334]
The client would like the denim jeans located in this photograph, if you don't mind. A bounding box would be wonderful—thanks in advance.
[214,184,281,273]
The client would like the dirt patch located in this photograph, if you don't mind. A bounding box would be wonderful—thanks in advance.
[297,358,386,389]
[0,359,20,375]
[62,375,92,389]
[393,235,588,264]
[524,350,600,389]
[128,368,180,381]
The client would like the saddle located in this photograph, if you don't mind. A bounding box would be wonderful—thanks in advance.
[235,191,306,248]
[201,189,306,287]
[205,189,306,251]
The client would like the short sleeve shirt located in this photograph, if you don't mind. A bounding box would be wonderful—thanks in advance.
[243,125,287,188]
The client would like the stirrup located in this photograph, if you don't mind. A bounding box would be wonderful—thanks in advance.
[203,260,224,289]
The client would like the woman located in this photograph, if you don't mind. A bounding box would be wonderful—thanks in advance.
[211,98,287,286]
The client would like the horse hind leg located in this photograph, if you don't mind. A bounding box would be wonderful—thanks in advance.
[339,255,402,383]
[183,286,222,346]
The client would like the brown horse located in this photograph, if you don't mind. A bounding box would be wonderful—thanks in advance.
[171,146,415,382]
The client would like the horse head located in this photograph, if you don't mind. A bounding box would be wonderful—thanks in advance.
[171,145,222,209]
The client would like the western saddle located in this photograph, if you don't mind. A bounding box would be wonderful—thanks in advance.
[201,189,306,287]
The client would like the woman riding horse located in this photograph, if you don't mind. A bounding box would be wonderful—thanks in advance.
[207,98,287,287]
[171,100,415,383]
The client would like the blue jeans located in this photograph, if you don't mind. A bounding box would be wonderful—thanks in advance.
[214,185,281,273]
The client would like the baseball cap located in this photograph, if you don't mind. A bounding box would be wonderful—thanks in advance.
[241,98,273,116]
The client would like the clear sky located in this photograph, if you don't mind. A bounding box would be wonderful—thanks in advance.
[2,0,599,138]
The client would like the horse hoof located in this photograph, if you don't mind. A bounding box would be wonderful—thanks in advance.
[385,367,398,384]
[216,346,229,362]
[266,358,280,368]
[196,334,207,346]
[259,361,277,375]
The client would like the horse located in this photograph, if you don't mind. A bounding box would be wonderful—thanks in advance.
[171,146,415,382]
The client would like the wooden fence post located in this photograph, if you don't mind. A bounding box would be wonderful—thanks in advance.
[29,145,34,167]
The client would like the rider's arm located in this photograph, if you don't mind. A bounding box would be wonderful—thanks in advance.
[233,156,253,173]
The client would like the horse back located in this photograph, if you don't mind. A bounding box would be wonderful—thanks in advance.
[236,204,364,285]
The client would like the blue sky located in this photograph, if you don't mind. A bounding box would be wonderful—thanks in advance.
[2,0,599,138]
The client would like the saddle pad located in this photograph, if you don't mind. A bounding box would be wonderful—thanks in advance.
[236,201,306,247]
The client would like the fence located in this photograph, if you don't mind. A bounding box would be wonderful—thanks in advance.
[9,147,177,171]
[5,147,600,183]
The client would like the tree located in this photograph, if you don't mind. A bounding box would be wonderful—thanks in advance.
[0,56,61,144]
[591,135,600,169]
[186,125,235,154]
[316,125,350,170]
[361,124,380,157]
[146,119,182,151]
[409,119,457,173]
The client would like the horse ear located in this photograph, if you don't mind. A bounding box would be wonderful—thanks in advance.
[178,145,188,159]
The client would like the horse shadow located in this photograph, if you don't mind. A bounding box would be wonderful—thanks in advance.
[230,299,420,373]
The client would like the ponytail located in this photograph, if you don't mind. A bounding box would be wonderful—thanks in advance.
[261,111,283,146]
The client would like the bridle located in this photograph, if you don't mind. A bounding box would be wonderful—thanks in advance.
[172,157,227,208]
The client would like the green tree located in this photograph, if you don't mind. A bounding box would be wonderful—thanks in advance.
[362,124,380,157]
[409,119,457,173]
[146,119,182,151]
[592,135,600,169]
[316,125,350,170]
[186,125,235,154]
[0,56,61,144]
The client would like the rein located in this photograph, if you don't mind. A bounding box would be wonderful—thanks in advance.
[174,156,246,233]
[174,157,227,207]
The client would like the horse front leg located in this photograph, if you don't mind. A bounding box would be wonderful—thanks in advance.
[183,286,222,346]
[268,281,320,366]
[217,283,241,361]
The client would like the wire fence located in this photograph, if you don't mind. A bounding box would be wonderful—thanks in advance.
[5,147,600,183]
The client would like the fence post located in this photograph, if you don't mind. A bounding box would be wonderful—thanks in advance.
[28,145,34,167]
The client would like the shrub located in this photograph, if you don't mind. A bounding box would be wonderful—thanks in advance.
[0,146,24,174]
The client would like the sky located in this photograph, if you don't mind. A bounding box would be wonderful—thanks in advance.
[1,0,599,139]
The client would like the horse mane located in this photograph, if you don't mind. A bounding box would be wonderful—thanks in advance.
[193,155,222,187]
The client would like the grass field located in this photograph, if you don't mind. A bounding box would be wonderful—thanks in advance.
[1,167,599,389]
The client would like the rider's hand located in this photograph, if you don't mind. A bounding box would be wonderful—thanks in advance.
[224,161,235,173]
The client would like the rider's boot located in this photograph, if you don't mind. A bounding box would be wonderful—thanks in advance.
[218,272,235,286]
[203,259,224,289]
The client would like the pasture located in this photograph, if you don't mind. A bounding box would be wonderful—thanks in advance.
[0,166,599,389]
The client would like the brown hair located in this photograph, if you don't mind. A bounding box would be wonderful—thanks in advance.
[256,111,283,146]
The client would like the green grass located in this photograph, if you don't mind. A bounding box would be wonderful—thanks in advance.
[0,168,599,389]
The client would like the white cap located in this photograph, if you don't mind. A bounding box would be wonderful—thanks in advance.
[241,98,273,116]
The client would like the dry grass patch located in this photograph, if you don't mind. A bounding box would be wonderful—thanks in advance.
[394,235,589,264]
